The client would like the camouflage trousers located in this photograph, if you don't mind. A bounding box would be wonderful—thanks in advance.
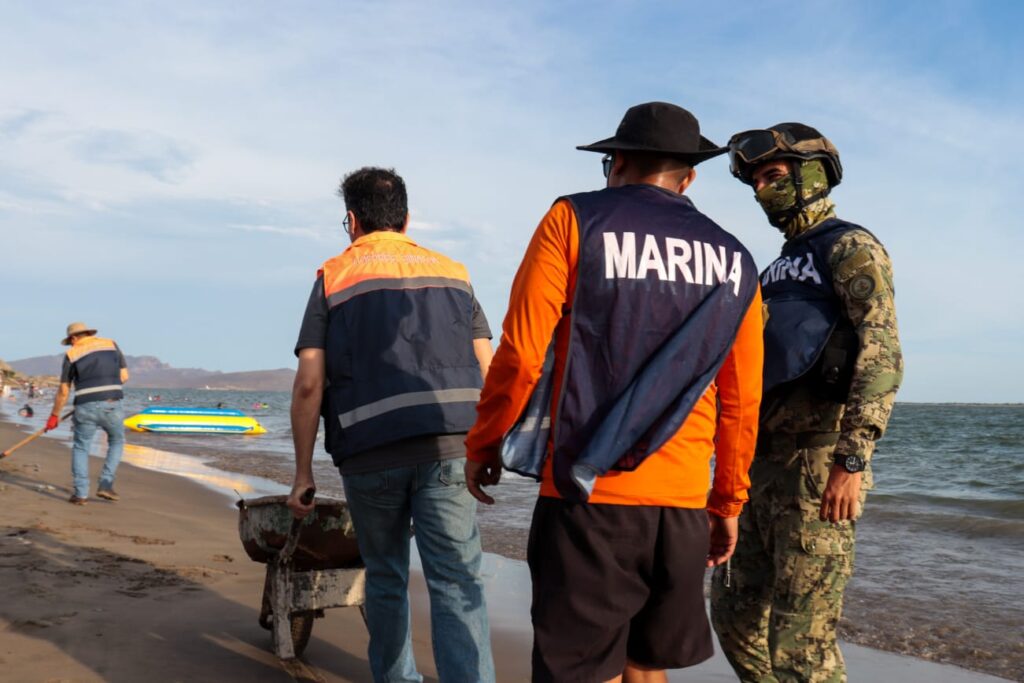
[710,432,869,683]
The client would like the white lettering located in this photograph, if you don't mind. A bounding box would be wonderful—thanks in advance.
[693,239,704,285]
[665,238,693,283]
[604,232,636,279]
[704,243,728,286]
[761,251,822,286]
[788,256,802,280]
[637,234,669,281]
[602,233,744,294]
[800,253,822,284]
[727,251,744,296]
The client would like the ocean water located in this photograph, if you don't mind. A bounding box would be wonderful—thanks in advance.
[2,390,1021,680]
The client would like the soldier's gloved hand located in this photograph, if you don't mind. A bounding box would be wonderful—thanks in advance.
[819,468,863,523]
[45,414,60,432]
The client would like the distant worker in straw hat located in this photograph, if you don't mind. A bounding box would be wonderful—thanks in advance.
[46,322,130,505]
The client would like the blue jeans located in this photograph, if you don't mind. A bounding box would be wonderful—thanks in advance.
[343,458,494,683]
[71,400,125,499]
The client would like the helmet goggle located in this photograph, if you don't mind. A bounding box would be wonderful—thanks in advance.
[728,129,790,169]
[728,128,842,186]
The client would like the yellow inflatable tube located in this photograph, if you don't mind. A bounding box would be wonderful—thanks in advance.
[124,407,266,435]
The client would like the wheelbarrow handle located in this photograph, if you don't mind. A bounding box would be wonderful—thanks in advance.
[279,487,316,565]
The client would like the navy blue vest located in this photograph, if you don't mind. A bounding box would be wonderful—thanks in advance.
[760,218,875,392]
[320,242,482,466]
[501,185,758,501]
[66,337,124,405]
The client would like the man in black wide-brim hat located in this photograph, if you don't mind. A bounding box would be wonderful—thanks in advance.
[464,102,765,682]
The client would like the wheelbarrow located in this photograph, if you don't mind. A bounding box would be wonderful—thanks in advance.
[237,491,366,659]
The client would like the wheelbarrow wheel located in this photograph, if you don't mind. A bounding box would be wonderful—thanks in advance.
[290,610,315,657]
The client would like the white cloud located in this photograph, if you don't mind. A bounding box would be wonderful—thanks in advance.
[0,2,1020,399]
[228,223,326,240]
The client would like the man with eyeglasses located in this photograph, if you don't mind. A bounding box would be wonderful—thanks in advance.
[288,167,496,683]
[710,124,903,682]
[464,102,764,683]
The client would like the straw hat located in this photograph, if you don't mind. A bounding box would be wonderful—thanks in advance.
[62,322,97,346]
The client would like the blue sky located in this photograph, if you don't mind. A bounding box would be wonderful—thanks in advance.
[1,1,1021,402]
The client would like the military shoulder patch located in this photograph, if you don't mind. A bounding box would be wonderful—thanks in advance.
[848,273,876,300]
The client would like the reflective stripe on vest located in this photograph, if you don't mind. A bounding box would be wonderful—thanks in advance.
[319,231,482,464]
[500,187,757,502]
[75,384,123,397]
[338,388,481,429]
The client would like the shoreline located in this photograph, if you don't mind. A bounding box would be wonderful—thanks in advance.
[0,416,1012,682]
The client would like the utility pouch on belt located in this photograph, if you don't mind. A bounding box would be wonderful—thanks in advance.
[813,322,858,402]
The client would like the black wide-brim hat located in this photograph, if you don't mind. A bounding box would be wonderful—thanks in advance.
[577,101,726,165]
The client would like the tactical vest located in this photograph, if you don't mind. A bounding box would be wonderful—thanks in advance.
[319,231,482,466]
[66,337,124,405]
[760,217,875,394]
[501,185,758,501]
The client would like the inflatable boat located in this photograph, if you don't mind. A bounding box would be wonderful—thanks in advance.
[124,406,267,434]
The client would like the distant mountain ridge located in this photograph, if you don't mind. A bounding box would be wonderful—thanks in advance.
[7,354,295,392]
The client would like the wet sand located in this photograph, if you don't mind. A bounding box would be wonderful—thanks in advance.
[191,445,1024,681]
[0,418,1012,682]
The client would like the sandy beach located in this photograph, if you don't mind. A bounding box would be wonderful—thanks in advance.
[0,417,1012,682]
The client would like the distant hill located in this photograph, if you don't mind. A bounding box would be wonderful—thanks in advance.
[7,354,295,392]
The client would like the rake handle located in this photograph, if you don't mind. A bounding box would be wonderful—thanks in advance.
[0,409,75,459]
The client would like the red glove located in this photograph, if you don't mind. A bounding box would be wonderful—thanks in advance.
[45,414,60,432]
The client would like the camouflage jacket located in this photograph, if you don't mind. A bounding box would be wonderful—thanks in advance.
[760,224,904,460]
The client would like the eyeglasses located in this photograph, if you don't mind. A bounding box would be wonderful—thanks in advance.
[601,154,614,179]
[343,214,352,234]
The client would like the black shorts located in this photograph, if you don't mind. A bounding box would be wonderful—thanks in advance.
[527,497,713,682]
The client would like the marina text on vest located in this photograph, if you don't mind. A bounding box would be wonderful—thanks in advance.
[603,232,746,295]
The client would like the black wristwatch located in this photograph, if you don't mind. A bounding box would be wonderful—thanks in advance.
[833,453,866,473]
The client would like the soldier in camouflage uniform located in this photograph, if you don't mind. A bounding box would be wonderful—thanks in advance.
[709,123,903,682]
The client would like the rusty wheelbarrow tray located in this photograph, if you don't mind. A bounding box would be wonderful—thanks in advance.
[237,494,366,660]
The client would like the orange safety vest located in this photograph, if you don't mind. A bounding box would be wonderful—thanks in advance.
[319,231,482,464]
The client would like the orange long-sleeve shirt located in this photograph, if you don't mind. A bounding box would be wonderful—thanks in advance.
[466,198,763,517]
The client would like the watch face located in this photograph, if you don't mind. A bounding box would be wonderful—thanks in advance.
[845,455,863,472]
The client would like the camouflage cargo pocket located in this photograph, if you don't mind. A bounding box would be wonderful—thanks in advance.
[799,439,839,503]
[800,522,854,556]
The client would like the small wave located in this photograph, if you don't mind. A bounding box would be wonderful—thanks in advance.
[864,505,1024,545]
[870,491,1024,519]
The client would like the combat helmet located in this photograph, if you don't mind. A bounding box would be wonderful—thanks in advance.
[728,123,842,188]
[728,123,842,229]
